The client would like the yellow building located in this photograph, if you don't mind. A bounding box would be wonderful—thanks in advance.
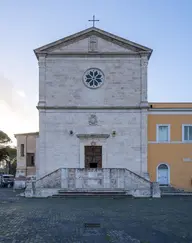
[148,103,192,191]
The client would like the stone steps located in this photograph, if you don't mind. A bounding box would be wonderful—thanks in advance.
[162,192,192,196]
[160,186,192,196]
[52,194,129,198]
[52,189,131,198]
[58,189,126,193]
[160,186,184,193]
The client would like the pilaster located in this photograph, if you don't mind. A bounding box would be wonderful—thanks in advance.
[38,54,46,107]
[38,110,47,176]
[140,54,148,105]
[140,109,148,174]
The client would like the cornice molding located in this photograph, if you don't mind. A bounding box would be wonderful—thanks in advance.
[149,108,192,112]
[36,105,149,110]
[43,51,150,59]
[76,134,110,139]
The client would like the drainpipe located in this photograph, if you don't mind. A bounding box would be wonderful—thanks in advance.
[139,54,142,175]
[26,135,28,177]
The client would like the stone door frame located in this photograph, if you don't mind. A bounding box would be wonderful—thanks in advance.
[76,134,110,168]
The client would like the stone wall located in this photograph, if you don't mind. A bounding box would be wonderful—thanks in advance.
[36,169,61,188]
[38,110,148,177]
[15,133,38,178]
[37,38,149,178]
[61,168,125,190]
[36,30,150,188]
[44,57,142,107]
[124,169,151,197]
[27,168,160,198]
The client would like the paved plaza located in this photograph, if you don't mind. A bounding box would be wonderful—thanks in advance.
[0,189,192,243]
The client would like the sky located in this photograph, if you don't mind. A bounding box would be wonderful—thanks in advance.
[0,0,192,144]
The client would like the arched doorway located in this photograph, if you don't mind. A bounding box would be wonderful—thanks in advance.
[157,164,170,185]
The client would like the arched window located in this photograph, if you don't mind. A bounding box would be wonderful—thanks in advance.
[158,164,168,170]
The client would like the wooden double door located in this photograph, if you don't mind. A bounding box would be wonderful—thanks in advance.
[84,146,102,168]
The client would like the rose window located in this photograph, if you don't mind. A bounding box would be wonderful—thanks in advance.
[83,68,104,89]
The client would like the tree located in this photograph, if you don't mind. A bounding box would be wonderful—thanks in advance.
[0,131,17,174]
[0,131,11,162]
[0,131,11,144]
[9,158,17,176]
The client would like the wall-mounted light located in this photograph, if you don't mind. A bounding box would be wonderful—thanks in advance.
[112,131,116,137]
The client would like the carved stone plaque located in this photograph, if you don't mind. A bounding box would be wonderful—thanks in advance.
[88,35,98,52]
[88,114,98,126]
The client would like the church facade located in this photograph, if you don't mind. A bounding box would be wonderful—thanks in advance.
[14,27,192,196]
[35,27,151,179]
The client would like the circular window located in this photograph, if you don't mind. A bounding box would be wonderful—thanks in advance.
[83,68,104,89]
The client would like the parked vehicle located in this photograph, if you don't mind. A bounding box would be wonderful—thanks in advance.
[0,174,14,188]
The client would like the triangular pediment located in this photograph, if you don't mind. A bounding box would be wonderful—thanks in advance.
[48,36,137,54]
[34,27,152,58]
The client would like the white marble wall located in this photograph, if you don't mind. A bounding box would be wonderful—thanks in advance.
[38,110,148,177]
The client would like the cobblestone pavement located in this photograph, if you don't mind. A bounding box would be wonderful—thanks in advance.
[0,189,192,243]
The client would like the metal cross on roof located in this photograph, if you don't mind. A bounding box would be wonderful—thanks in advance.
[88,15,99,27]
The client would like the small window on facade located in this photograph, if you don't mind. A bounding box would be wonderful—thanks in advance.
[183,125,192,141]
[157,125,170,142]
[158,164,168,170]
[20,144,24,157]
[27,153,35,167]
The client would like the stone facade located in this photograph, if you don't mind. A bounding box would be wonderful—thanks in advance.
[14,133,38,189]
[35,27,152,179]
[40,57,144,107]
[14,132,38,178]
[37,110,148,178]
[16,27,159,197]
